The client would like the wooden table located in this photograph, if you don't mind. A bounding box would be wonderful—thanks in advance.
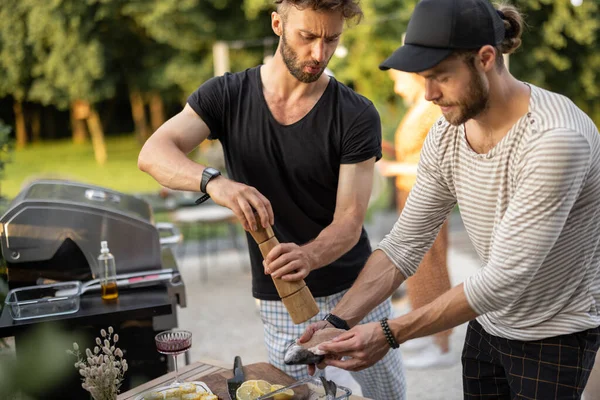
[118,359,369,400]
[118,358,229,399]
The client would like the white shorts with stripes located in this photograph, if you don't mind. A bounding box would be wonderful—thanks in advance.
[259,290,406,400]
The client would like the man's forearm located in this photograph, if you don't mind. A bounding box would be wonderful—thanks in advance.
[389,283,478,344]
[139,136,206,192]
[302,215,363,270]
[331,250,406,327]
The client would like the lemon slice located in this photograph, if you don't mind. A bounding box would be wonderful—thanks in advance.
[253,380,272,395]
[236,385,260,400]
[240,380,258,388]
[269,384,294,400]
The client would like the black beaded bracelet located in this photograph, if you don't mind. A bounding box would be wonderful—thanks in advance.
[379,318,399,349]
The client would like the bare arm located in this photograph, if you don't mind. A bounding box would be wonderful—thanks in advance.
[266,157,377,281]
[318,282,476,372]
[330,249,406,326]
[138,104,273,231]
[138,104,211,191]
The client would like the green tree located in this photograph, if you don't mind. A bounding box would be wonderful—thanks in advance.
[0,0,34,148]
[22,0,115,163]
[510,0,600,123]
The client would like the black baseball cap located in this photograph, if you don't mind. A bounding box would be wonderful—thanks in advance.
[380,0,505,72]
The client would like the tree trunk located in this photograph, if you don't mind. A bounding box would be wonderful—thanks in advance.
[13,100,27,149]
[31,106,41,142]
[86,105,107,165]
[71,101,88,144]
[129,88,150,143]
[149,92,166,132]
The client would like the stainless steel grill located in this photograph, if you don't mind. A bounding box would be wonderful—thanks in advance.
[0,179,188,399]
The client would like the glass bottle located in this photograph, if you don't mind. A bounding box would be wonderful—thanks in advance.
[98,241,118,302]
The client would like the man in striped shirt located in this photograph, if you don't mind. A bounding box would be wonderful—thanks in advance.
[300,0,600,398]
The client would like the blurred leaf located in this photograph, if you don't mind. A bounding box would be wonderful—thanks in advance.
[0,324,84,398]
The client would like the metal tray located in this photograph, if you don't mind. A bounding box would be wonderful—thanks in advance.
[4,281,81,321]
[134,381,213,400]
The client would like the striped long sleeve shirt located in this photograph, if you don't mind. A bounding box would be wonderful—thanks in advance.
[378,84,600,341]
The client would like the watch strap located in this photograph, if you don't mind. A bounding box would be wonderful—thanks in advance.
[323,313,350,330]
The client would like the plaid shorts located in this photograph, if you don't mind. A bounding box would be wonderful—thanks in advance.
[260,290,406,400]
[462,319,600,399]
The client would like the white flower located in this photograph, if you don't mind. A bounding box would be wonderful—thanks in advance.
[69,327,127,399]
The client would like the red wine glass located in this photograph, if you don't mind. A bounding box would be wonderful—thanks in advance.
[155,330,192,386]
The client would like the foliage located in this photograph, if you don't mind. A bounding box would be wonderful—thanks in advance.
[0,0,598,147]
[22,0,116,109]
[0,325,77,399]
[0,120,14,197]
[0,0,34,102]
[509,0,600,122]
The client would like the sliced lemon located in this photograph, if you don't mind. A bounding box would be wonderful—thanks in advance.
[236,385,260,400]
[253,380,272,395]
[240,380,258,388]
[269,384,294,400]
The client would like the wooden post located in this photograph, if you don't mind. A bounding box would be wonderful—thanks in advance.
[212,41,230,77]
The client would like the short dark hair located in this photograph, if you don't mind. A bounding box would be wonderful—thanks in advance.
[275,0,363,24]
[452,2,525,70]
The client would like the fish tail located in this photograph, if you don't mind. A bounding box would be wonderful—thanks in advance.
[319,376,337,399]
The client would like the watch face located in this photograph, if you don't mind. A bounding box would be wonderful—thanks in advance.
[201,167,221,193]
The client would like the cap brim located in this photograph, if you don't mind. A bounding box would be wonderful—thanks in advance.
[379,44,453,73]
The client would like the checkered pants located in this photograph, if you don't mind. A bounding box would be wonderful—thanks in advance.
[463,320,600,399]
[260,290,406,400]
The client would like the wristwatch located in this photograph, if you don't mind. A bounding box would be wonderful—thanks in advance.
[323,313,350,330]
[200,167,221,193]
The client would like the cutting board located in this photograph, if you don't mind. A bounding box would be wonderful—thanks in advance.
[201,362,306,399]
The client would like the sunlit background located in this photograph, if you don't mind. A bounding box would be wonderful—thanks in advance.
[0,0,598,398]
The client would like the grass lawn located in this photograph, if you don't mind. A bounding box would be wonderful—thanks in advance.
[1,135,162,199]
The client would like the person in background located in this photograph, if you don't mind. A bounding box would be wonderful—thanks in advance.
[300,1,600,398]
[138,0,406,398]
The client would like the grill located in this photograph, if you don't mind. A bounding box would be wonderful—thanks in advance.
[0,179,188,399]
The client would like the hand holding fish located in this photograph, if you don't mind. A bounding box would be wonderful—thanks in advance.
[317,322,391,372]
[264,243,317,281]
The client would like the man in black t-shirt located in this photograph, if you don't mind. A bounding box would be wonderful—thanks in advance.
[138,1,406,398]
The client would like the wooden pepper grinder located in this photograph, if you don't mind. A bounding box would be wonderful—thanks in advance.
[248,220,319,324]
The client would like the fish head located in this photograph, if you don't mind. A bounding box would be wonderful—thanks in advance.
[283,342,325,365]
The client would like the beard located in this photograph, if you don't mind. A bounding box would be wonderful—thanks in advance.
[438,63,489,126]
[280,31,326,83]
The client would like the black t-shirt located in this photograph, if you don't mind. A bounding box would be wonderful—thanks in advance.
[187,66,382,300]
